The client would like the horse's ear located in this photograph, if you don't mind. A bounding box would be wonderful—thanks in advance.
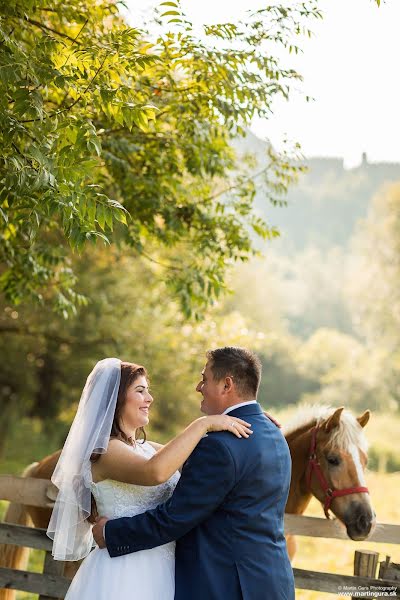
[323,407,344,433]
[357,410,370,428]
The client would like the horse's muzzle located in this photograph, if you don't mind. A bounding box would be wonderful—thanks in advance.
[344,501,375,540]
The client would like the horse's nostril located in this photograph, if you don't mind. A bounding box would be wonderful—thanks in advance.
[358,515,367,529]
[356,513,371,533]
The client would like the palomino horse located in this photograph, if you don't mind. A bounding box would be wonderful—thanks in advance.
[0,405,374,600]
[283,405,375,559]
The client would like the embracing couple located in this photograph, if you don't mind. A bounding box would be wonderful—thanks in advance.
[47,346,294,600]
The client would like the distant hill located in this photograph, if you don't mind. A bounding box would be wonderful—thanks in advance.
[232,133,400,338]
[236,132,400,252]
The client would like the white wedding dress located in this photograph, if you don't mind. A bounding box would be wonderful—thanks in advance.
[65,441,180,600]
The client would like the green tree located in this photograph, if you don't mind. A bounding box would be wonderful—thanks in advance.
[346,183,400,410]
[0,244,271,458]
[296,328,395,412]
[257,332,319,409]
[348,184,400,350]
[0,0,321,318]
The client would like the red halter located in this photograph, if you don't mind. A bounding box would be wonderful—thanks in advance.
[306,426,369,518]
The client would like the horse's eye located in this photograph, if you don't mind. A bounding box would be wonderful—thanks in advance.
[327,456,340,467]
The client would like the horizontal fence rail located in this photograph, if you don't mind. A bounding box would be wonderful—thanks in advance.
[0,522,52,551]
[0,566,70,598]
[0,523,399,598]
[0,475,57,508]
[293,568,400,596]
[284,514,400,545]
[1,523,399,598]
[0,522,69,599]
[2,474,399,545]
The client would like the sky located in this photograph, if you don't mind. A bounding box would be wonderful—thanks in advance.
[125,0,400,168]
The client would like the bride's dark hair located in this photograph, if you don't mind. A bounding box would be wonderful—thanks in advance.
[89,361,149,521]
[110,361,148,445]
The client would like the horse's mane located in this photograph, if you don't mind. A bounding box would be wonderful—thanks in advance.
[282,405,368,453]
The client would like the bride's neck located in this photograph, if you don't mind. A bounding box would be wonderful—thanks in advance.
[121,427,136,444]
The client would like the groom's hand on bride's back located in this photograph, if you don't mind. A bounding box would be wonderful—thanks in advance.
[92,516,109,548]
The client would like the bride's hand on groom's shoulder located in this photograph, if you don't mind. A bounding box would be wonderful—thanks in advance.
[202,415,253,438]
[263,411,282,428]
[92,516,109,549]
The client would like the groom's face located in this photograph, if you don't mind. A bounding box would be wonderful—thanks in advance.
[196,361,225,414]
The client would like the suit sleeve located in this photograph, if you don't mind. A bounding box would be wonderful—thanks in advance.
[104,434,236,557]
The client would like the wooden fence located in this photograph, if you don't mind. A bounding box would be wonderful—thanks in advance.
[1,474,399,598]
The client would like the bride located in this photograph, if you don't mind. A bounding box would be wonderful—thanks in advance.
[47,358,252,599]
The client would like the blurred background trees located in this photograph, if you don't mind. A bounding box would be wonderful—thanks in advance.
[1,0,400,477]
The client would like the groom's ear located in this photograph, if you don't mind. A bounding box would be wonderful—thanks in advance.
[223,376,234,393]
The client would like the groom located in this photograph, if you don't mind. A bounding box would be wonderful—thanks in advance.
[93,346,295,600]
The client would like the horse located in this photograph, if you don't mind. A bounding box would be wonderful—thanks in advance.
[283,405,375,559]
[0,405,374,600]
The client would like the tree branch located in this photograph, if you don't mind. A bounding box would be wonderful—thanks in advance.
[203,166,269,203]
[21,53,108,123]
[135,248,184,271]
[50,18,89,110]
[23,17,82,45]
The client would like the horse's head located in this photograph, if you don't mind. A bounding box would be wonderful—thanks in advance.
[307,407,375,540]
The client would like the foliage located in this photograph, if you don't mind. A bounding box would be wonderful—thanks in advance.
[0,244,269,454]
[296,328,396,412]
[222,242,400,413]
[227,249,355,339]
[0,0,322,318]
[1,236,399,469]
[257,333,319,409]
[346,183,400,409]
[348,184,400,348]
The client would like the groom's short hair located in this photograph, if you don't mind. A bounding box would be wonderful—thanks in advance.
[206,346,262,399]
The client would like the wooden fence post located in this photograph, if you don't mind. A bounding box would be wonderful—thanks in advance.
[352,550,379,600]
[39,551,67,600]
[379,556,400,582]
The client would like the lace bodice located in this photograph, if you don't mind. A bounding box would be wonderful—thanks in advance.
[91,441,180,519]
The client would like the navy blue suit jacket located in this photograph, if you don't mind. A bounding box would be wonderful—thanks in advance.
[105,403,294,600]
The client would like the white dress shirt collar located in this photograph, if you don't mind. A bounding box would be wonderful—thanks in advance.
[223,400,257,415]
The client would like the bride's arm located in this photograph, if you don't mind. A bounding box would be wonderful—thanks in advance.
[147,440,184,474]
[93,415,252,487]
